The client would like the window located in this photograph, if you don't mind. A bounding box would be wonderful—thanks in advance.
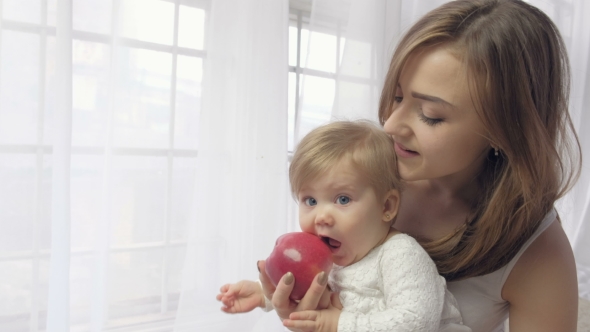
[288,1,346,152]
[288,0,379,153]
[0,0,207,330]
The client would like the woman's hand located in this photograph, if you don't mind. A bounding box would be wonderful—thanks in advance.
[282,293,343,332]
[258,260,332,323]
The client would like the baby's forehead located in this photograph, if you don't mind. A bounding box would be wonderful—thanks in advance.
[297,164,372,192]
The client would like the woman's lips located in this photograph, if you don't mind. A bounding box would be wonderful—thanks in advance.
[394,142,419,158]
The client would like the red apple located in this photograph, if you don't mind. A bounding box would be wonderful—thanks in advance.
[265,232,333,301]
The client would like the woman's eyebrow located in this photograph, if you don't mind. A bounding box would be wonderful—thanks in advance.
[411,91,455,108]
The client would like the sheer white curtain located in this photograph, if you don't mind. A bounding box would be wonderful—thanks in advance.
[0,0,288,331]
[297,0,590,302]
[172,0,289,331]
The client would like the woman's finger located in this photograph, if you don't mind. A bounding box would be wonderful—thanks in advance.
[271,272,296,313]
[317,287,331,310]
[297,271,328,311]
[258,260,276,299]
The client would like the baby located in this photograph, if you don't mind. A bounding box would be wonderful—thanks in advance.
[217,120,470,331]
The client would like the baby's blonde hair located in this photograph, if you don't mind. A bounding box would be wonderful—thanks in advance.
[289,120,401,199]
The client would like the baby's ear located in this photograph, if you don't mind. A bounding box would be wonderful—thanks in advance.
[382,189,400,222]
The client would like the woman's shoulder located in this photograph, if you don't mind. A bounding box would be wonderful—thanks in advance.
[502,215,578,330]
[503,214,576,298]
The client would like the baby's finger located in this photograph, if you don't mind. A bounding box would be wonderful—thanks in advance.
[219,284,230,292]
[289,310,318,321]
[283,318,316,331]
[220,296,233,307]
[221,304,237,314]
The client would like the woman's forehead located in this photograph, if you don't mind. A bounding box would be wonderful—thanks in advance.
[399,46,475,114]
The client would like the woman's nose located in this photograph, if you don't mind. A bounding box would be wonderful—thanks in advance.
[383,105,411,138]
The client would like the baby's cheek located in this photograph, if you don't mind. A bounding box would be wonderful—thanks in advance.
[298,218,315,234]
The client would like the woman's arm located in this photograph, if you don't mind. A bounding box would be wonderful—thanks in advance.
[503,219,578,331]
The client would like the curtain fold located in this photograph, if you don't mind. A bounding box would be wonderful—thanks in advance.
[173,0,289,331]
[47,0,73,330]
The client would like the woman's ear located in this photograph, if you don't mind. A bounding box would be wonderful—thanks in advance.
[382,189,400,222]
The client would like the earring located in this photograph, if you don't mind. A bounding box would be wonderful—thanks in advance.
[385,213,390,220]
[494,148,499,157]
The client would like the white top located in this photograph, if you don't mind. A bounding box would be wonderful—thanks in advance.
[447,208,557,332]
[330,233,470,332]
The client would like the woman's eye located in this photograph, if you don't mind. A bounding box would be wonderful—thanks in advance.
[337,196,351,205]
[419,113,443,126]
[305,197,317,206]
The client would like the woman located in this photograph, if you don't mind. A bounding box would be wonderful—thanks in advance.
[262,0,581,331]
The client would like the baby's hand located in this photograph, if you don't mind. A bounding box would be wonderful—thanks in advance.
[283,293,342,332]
[216,280,265,313]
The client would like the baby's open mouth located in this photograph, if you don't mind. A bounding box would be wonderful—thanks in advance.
[321,236,341,249]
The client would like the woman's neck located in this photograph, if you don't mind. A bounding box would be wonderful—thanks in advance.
[422,150,487,206]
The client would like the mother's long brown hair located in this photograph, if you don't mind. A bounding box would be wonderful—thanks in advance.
[379,0,581,280]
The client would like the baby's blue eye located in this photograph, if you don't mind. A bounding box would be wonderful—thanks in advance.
[337,196,350,205]
[305,197,317,206]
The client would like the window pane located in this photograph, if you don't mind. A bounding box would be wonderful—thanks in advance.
[73,0,112,34]
[174,56,202,150]
[108,250,163,318]
[43,36,56,145]
[47,0,56,26]
[119,0,175,45]
[0,260,32,317]
[0,31,40,145]
[298,75,334,139]
[111,156,167,246]
[72,40,111,147]
[288,72,297,152]
[339,39,372,79]
[305,30,337,73]
[70,255,96,326]
[178,5,205,50]
[70,156,102,250]
[165,246,186,301]
[289,26,298,67]
[336,81,375,117]
[170,158,196,242]
[300,28,309,70]
[0,155,36,252]
[2,0,42,24]
[113,47,172,149]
